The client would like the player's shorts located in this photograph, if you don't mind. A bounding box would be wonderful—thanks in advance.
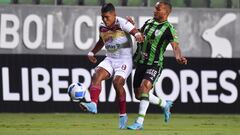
[133,63,162,88]
[97,56,133,79]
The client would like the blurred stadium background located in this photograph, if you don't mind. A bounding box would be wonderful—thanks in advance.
[0,0,239,134]
[0,0,239,8]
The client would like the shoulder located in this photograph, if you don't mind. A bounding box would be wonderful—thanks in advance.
[99,22,108,32]
[116,16,126,22]
[164,22,179,42]
[116,16,135,32]
[162,21,177,35]
[99,21,106,28]
[99,22,105,27]
[145,18,154,24]
[166,21,176,31]
[116,16,128,25]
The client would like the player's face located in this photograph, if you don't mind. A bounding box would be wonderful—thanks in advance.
[102,11,116,27]
[154,2,168,20]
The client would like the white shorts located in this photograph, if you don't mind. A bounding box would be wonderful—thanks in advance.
[97,57,133,79]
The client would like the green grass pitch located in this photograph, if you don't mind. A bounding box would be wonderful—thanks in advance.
[0,113,239,135]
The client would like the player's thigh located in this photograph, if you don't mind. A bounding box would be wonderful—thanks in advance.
[134,65,162,94]
[93,58,113,82]
[133,64,147,97]
[93,67,110,81]
[113,75,125,87]
[114,58,133,79]
[140,79,153,93]
[142,65,162,91]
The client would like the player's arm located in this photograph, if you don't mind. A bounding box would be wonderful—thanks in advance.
[167,26,187,65]
[129,28,144,43]
[126,16,135,26]
[88,37,104,64]
[121,17,144,43]
[171,42,187,65]
[126,16,150,32]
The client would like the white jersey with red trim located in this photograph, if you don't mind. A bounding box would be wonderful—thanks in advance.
[99,16,134,58]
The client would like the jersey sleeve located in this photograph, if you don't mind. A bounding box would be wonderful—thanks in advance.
[140,19,151,33]
[167,25,179,43]
[117,17,135,33]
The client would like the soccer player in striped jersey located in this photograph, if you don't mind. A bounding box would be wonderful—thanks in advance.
[79,3,144,129]
[127,1,187,130]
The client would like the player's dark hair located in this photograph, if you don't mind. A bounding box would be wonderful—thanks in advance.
[101,3,115,13]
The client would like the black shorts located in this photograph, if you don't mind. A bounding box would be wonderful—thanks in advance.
[133,63,162,88]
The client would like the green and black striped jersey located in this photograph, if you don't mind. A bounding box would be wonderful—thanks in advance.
[133,18,179,67]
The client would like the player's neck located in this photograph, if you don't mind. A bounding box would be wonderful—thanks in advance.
[107,18,116,28]
[155,17,167,23]
[155,18,167,23]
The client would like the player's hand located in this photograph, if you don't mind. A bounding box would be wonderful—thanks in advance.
[134,32,144,43]
[176,56,187,65]
[126,16,135,25]
[88,52,97,63]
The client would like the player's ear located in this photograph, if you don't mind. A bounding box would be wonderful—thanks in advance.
[112,11,116,16]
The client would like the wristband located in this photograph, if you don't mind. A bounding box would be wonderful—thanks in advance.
[88,52,94,56]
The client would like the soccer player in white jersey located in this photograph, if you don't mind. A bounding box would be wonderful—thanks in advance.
[79,3,144,129]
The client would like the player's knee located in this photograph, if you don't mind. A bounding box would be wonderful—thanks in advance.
[134,90,141,100]
[92,68,110,85]
[113,76,125,88]
[139,84,148,93]
[139,81,152,93]
[92,74,102,86]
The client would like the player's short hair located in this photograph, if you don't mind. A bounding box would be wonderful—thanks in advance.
[101,3,115,13]
[159,1,172,13]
